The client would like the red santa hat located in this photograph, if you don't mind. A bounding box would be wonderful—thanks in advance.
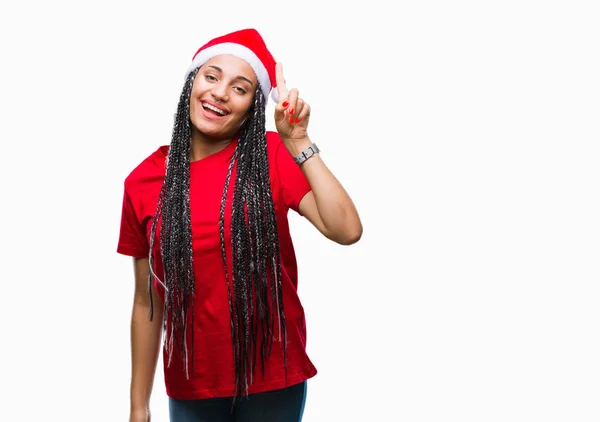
[184,28,279,103]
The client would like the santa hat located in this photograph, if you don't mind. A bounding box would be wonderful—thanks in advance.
[184,28,279,103]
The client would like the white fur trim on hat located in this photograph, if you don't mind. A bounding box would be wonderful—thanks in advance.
[184,42,271,100]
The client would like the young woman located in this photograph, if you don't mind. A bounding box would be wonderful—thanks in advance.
[117,28,362,422]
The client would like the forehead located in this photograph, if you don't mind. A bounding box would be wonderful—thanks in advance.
[203,55,256,81]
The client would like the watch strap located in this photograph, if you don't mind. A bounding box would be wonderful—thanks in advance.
[293,143,320,165]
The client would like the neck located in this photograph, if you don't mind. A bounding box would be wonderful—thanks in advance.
[189,127,235,162]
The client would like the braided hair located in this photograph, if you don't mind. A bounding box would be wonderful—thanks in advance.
[147,66,287,401]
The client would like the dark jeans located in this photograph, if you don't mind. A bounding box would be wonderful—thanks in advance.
[168,380,307,422]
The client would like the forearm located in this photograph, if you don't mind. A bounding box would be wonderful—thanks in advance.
[130,299,163,410]
[288,137,362,243]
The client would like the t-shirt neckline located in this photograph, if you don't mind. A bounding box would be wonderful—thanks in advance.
[158,135,239,165]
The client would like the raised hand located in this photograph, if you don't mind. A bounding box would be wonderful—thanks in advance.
[274,63,311,143]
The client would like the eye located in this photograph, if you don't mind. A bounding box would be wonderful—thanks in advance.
[234,86,247,95]
[205,74,217,82]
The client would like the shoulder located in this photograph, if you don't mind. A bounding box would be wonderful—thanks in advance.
[124,145,168,192]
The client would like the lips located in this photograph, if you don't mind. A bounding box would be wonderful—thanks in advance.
[201,101,229,116]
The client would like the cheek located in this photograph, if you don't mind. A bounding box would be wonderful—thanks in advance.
[189,85,205,115]
[190,78,207,101]
[234,97,254,117]
[189,98,199,119]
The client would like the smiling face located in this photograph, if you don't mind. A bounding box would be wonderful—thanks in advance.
[189,54,258,141]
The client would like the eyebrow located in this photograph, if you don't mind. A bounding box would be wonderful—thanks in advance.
[207,65,254,86]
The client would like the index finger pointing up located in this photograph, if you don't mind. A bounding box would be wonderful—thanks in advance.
[275,62,288,100]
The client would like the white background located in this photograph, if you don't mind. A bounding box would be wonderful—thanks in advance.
[1,0,599,421]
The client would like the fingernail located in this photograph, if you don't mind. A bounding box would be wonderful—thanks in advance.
[295,118,301,123]
[289,108,294,115]
[289,117,295,124]
[282,101,289,108]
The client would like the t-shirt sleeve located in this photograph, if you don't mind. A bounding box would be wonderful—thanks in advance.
[117,183,149,258]
[274,135,312,215]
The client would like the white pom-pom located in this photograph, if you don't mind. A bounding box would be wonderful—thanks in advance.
[270,88,279,104]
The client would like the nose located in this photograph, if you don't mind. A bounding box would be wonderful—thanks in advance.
[211,82,228,102]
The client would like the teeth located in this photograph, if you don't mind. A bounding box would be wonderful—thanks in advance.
[203,102,226,115]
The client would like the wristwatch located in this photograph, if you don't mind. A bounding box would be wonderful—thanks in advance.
[294,143,320,166]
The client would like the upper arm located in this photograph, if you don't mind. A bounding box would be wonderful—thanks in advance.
[133,257,149,293]
[132,257,160,312]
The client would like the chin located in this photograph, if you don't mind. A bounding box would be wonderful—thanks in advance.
[192,119,233,139]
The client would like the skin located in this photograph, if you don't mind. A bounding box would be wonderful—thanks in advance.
[273,62,363,245]
[129,54,362,422]
[187,55,363,245]
[188,54,257,162]
[130,258,162,422]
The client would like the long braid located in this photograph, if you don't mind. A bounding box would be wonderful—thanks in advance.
[148,68,197,377]
[148,71,288,402]
[234,86,287,399]
[223,85,288,403]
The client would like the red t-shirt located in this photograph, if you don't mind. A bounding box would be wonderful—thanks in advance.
[117,131,318,399]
